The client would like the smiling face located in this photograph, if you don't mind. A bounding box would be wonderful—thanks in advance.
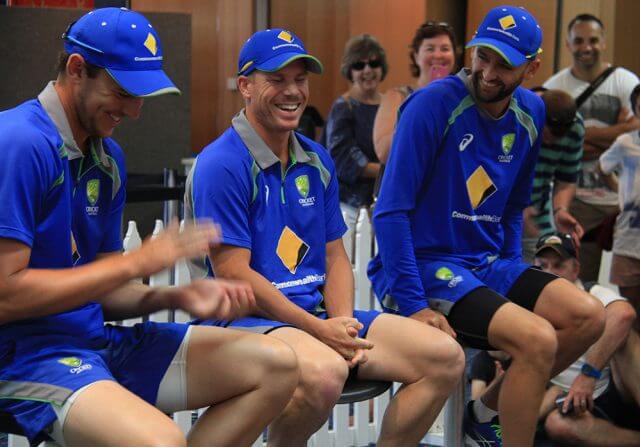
[74,68,144,139]
[350,57,383,95]
[470,47,537,104]
[414,34,455,78]
[567,20,605,71]
[239,60,309,137]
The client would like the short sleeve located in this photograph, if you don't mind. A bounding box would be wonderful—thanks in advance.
[0,131,60,247]
[323,156,347,242]
[599,140,623,175]
[190,149,253,249]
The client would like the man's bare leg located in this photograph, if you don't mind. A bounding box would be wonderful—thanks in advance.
[183,326,299,447]
[63,380,187,447]
[266,327,349,447]
[358,314,465,447]
[545,409,640,446]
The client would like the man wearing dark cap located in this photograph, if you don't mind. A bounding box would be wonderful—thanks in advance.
[186,28,465,447]
[0,8,299,446]
[522,89,585,262]
[369,5,605,447]
[534,234,640,447]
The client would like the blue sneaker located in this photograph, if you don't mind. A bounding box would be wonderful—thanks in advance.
[464,401,502,447]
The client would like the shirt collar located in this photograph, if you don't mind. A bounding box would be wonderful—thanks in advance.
[37,81,111,168]
[231,109,310,170]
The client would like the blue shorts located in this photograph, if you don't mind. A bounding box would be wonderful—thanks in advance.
[0,322,187,445]
[197,309,380,339]
[372,257,530,315]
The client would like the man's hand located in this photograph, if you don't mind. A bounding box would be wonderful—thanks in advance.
[564,373,596,415]
[523,206,540,238]
[168,278,255,320]
[410,308,456,338]
[313,317,374,367]
[554,209,585,248]
[129,219,220,278]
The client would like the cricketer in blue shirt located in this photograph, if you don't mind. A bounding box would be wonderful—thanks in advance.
[369,6,605,447]
[187,27,466,446]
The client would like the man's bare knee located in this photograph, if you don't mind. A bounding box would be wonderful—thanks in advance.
[135,422,186,447]
[571,291,606,343]
[422,337,465,386]
[511,317,557,369]
[544,410,582,445]
[296,352,348,412]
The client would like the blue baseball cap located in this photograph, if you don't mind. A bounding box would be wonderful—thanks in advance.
[466,5,543,67]
[62,7,180,97]
[237,28,323,76]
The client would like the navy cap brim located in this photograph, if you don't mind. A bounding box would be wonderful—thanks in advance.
[535,244,574,260]
[248,53,323,75]
[466,37,528,67]
[107,68,181,98]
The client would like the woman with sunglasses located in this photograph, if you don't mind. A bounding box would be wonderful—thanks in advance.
[322,34,388,232]
[373,22,458,164]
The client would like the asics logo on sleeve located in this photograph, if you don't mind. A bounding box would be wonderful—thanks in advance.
[459,133,474,152]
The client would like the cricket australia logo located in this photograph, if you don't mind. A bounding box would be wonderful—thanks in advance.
[86,179,100,215]
[295,175,315,207]
[58,357,93,374]
[499,133,515,163]
[435,267,463,288]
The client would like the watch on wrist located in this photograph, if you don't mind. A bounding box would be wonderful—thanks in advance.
[581,362,602,379]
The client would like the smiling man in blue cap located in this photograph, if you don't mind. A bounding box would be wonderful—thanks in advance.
[186,28,465,447]
[369,5,606,447]
[0,8,300,446]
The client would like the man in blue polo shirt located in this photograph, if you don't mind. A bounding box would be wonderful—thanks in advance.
[369,6,605,447]
[0,8,298,446]
[186,29,465,447]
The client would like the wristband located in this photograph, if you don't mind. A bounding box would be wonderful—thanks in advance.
[580,362,602,379]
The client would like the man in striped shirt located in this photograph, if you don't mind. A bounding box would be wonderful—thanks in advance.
[523,89,585,262]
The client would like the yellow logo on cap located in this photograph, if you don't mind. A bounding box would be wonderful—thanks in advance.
[144,32,157,55]
[277,30,294,43]
[499,15,516,30]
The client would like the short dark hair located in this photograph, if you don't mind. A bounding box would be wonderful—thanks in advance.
[340,34,388,82]
[56,51,102,78]
[409,22,457,78]
[542,89,578,137]
[568,14,604,34]
[630,84,640,115]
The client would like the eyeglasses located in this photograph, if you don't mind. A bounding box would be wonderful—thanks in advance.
[351,59,383,71]
[421,21,453,30]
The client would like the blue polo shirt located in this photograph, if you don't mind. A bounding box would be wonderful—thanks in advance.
[0,82,126,343]
[186,111,346,312]
[370,70,544,316]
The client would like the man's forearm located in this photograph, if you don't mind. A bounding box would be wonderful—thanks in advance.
[323,248,354,318]
[585,121,640,149]
[583,301,634,370]
[0,251,141,325]
[99,282,171,321]
[552,182,576,210]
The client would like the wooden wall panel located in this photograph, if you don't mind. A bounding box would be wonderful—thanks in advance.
[612,0,640,76]
[271,0,349,122]
[132,0,252,153]
[466,0,558,88]
[349,0,427,95]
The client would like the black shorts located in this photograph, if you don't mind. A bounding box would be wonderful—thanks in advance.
[447,267,558,350]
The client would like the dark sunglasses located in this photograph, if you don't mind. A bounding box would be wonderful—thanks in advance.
[351,59,383,71]
[421,21,453,30]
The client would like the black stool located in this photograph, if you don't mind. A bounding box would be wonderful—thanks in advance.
[338,378,392,405]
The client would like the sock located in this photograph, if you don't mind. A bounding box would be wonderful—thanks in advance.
[473,398,499,423]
